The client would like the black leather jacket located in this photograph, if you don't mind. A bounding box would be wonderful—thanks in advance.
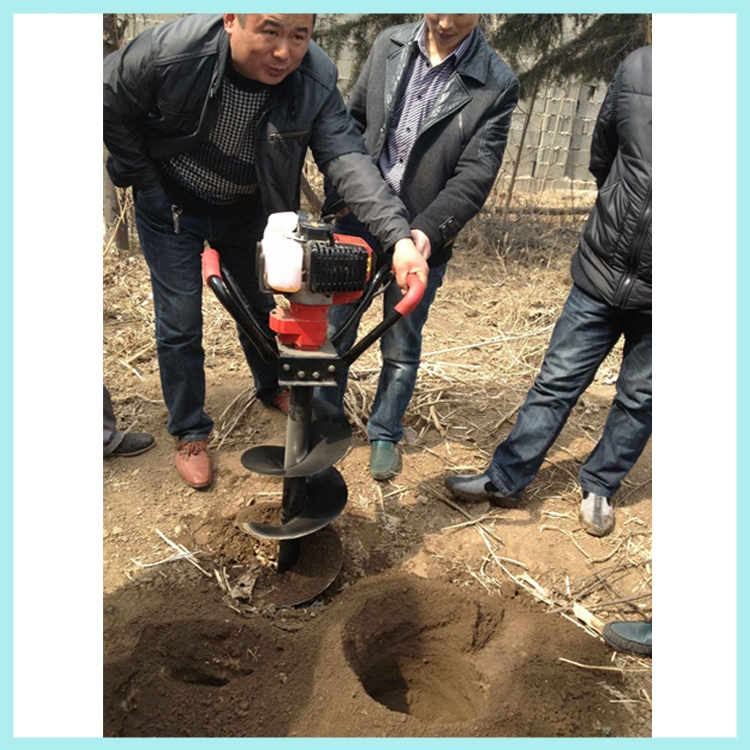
[103,14,412,249]
[571,46,652,310]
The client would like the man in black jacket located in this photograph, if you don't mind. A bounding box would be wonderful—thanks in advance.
[318,14,519,480]
[446,46,652,537]
[104,14,427,489]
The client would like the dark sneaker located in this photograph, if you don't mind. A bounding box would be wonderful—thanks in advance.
[263,388,290,416]
[603,620,652,657]
[369,440,402,480]
[580,492,615,536]
[108,432,155,457]
[175,440,213,489]
[444,473,521,508]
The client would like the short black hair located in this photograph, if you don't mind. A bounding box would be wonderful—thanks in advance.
[236,14,316,29]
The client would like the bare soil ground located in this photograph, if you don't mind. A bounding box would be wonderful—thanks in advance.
[103,188,652,737]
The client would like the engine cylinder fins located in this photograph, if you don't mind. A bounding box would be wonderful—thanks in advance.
[241,398,351,477]
[242,466,347,540]
[308,242,370,294]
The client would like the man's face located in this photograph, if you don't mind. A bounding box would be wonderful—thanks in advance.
[223,14,313,84]
[424,14,480,55]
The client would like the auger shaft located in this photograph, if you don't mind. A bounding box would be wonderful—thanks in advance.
[277,386,314,573]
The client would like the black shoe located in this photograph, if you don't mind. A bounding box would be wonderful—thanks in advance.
[444,473,521,508]
[108,432,155,457]
[602,621,652,657]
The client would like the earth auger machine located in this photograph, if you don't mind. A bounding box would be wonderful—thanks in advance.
[202,211,424,607]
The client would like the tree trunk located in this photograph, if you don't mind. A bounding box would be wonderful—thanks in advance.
[103,14,130,253]
[501,77,541,224]
[300,173,322,215]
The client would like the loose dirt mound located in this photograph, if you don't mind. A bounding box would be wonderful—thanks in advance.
[104,573,633,737]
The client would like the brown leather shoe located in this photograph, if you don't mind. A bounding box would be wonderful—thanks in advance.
[175,440,213,488]
[265,388,290,416]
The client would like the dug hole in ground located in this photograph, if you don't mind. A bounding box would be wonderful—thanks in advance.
[103,187,652,737]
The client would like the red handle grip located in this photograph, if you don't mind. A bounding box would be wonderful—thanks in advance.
[202,247,222,284]
[393,272,425,318]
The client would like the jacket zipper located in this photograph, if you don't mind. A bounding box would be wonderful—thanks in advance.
[267,130,309,141]
[613,184,652,307]
[254,94,296,210]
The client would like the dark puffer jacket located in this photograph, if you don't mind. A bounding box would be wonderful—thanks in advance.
[571,46,652,310]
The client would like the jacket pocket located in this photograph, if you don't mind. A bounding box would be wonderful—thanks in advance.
[265,128,311,142]
[134,183,173,227]
[259,129,311,178]
[592,177,632,267]
[146,101,201,138]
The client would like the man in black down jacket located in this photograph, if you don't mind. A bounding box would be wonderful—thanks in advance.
[446,46,652,537]
[103,14,427,489]
[318,14,519,480]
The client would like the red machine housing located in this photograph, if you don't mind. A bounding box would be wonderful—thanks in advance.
[268,232,373,351]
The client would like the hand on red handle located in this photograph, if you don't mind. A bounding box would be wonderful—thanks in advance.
[391,237,429,294]
[202,247,222,285]
[394,272,425,318]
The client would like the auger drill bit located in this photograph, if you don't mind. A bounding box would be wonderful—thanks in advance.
[202,212,424,607]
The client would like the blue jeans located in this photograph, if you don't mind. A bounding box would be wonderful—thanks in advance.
[316,213,446,443]
[487,284,652,499]
[134,186,279,441]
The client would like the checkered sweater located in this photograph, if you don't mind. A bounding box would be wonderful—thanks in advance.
[158,63,270,209]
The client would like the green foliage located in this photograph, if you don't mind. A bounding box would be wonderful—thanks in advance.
[541,14,651,84]
[488,13,650,93]
[486,14,588,92]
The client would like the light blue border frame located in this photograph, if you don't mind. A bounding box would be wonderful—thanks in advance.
[7,0,744,744]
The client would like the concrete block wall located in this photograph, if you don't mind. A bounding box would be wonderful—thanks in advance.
[501,80,606,193]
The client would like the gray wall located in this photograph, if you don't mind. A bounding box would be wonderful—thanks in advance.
[504,81,604,193]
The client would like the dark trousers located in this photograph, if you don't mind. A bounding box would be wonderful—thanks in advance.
[134,186,279,441]
[487,284,652,498]
[316,212,446,443]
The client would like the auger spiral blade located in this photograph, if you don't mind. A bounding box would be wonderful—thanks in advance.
[241,466,347,540]
[240,526,344,609]
[240,398,351,477]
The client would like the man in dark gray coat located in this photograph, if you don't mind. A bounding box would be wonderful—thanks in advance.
[319,14,519,479]
[446,46,652,537]
[104,14,426,489]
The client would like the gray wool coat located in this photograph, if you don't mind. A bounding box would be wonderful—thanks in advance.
[325,22,519,268]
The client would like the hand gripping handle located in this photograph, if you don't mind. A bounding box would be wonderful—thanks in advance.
[394,272,425,318]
